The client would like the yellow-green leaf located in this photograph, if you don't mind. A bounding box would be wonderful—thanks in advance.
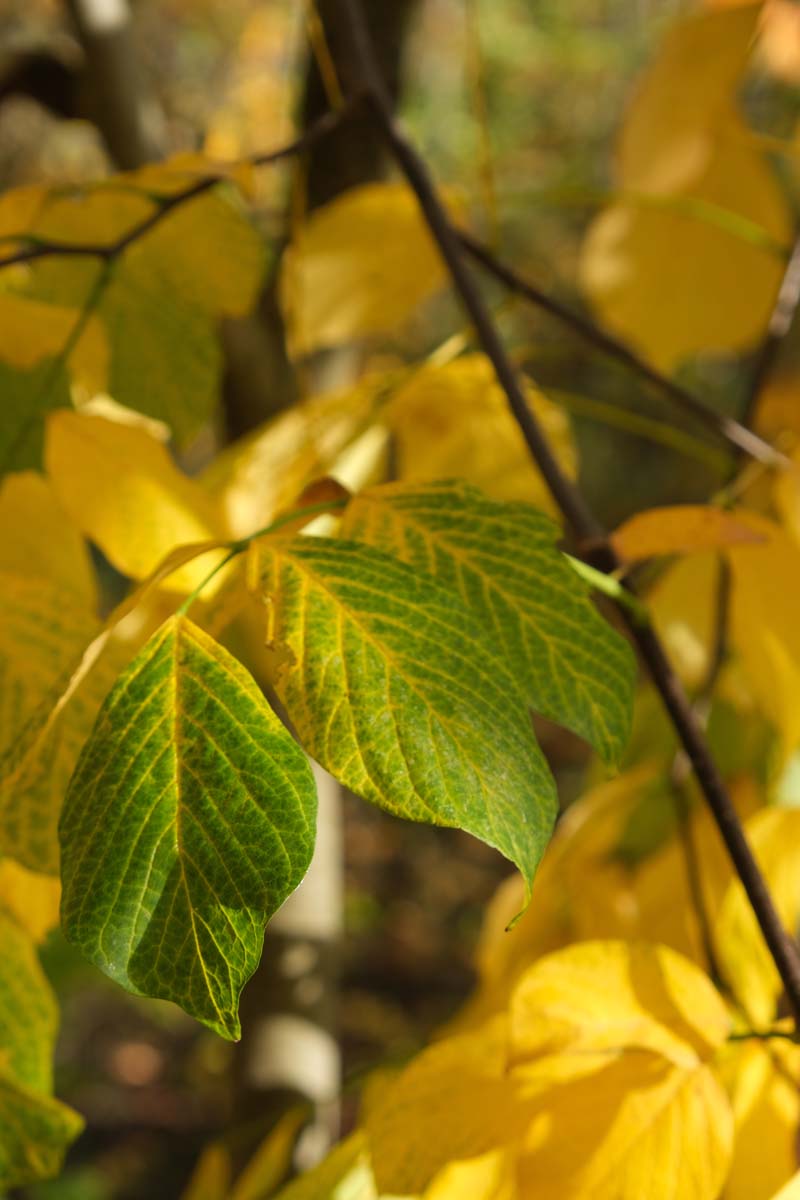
[258,534,558,906]
[342,480,634,765]
[4,172,266,442]
[59,615,317,1039]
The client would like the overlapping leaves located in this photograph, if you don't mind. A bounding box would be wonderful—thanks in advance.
[0,158,265,471]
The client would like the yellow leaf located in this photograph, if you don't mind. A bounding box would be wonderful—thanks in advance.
[0,292,107,397]
[281,183,450,355]
[716,807,800,1024]
[508,942,732,1200]
[727,515,800,758]
[366,1017,535,1196]
[773,1173,800,1200]
[719,1037,800,1200]
[516,1051,732,1200]
[45,410,227,593]
[510,941,730,1071]
[179,1143,232,1200]
[425,1150,515,1200]
[612,504,764,562]
[387,354,577,515]
[0,860,60,943]
[455,766,754,1040]
[580,6,791,369]
[649,551,719,690]
[0,471,96,609]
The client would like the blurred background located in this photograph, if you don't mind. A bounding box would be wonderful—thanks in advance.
[1,2,799,1196]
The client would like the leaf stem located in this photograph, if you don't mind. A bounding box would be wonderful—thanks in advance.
[177,497,349,616]
[333,0,800,1027]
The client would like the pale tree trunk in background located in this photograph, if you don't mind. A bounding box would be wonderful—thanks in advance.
[232,2,421,1171]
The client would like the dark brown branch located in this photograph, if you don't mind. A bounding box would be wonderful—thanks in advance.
[743,232,800,429]
[335,0,800,1025]
[458,229,791,471]
[0,104,353,273]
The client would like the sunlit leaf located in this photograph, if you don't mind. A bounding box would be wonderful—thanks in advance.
[258,534,558,906]
[59,615,317,1038]
[719,1036,800,1200]
[716,806,800,1025]
[342,480,634,765]
[0,911,83,1188]
[516,1046,732,1200]
[510,940,730,1069]
[511,941,733,1200]
[386,354,576,517]
[366,1017,533,1195]
[281,182,449,355]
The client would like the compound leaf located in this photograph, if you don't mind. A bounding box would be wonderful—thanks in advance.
[258,534,558,902]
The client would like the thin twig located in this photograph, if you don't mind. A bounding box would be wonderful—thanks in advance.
[0,104,354,273]
[742,232,800,430]
[458,229,791,471]
[334,0,800,1026]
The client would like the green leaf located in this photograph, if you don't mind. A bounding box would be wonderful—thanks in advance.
[0,359,71,477]
[59,615,317,1039]
[0,911,83,1188]
[259,535,558,901]
[342,481,635,765]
